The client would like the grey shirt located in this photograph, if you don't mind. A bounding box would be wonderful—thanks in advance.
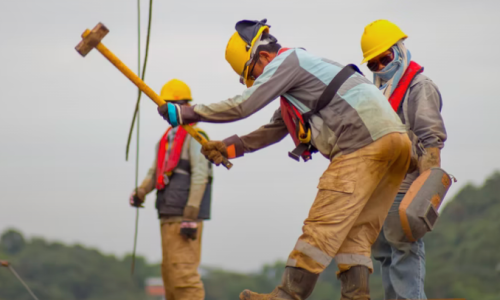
[180,48,406,160]
[398,73,447,192]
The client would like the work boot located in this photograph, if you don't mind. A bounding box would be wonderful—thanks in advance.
[239,267,319,300]
[339,265,370,300]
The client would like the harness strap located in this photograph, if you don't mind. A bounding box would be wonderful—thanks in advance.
[289,64,361,161]
[302,64,361,123]
[288,143,310,161]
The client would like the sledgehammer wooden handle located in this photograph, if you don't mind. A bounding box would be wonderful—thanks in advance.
[75,23,233,170]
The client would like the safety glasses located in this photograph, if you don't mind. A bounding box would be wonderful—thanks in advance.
[248,57,259,81]
[367,49,394,72]
[239,56,259,85]
[239,60,251,85]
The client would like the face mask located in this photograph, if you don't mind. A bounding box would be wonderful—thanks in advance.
[374,46,401,81]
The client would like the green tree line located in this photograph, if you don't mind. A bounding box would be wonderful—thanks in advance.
[2,172,500,300]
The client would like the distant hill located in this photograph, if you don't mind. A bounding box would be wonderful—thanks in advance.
[2,172,500,300]
[0,231,159,300]
[424,172,500,300]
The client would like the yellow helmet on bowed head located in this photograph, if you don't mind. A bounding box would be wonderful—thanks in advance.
[160,79,192,101]
[225,19,275,87]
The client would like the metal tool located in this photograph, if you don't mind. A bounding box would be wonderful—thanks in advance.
[75,22,233,170]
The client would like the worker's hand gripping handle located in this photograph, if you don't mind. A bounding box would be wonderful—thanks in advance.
[76,24,233,170]
[182,126,233,169]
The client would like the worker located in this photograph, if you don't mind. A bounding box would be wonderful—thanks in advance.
[158,19,411,300]
[361,20,447,300]
[130,79,213,300]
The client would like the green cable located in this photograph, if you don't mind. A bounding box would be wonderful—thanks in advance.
[131,0,141,276]
[126,0,154,161]
[130,0,154,276]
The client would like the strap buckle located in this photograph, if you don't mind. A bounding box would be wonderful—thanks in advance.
[288,143,313,162]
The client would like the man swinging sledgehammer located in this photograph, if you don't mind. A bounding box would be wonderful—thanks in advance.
[158,19,412,300]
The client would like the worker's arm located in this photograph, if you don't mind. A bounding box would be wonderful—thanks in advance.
[179,51,300,124]
[183,135,211,221]
[201,109,288,165]
[130,143,158,207]
[139,143,159,193]
[407,79,447,173]
[223,108,289,158]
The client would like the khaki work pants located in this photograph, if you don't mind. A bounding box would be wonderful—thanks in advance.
[160,220,204,300]
[287,132,411,274]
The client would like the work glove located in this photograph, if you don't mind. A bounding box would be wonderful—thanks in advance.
[158,103,181,127]
[129,187,147,208]
[418,147,441,174]
[180,221,198,240]
[201,140,228,166]
[407,155,419,173]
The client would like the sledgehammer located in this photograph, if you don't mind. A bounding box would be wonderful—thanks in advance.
[75,23,233,170]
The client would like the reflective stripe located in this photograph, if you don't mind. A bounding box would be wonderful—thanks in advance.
[294,240,332,266]
[334,253,373,269]
[286,258,297,267]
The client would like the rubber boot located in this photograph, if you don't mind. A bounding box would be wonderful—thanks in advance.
[239,267,319,300]
[339,265,370,300]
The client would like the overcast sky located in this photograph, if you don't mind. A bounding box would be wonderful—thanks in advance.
[0,0,498,272]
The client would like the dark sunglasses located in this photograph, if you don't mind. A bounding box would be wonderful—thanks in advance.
[367,49,394,72]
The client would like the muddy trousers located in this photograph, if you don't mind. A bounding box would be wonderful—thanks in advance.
[160,220,204,300]
[286,133,411,277]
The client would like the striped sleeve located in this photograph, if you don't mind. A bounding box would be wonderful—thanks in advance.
[180,50,301,124]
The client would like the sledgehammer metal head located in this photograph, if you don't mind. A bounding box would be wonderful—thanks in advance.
[75,23,109,57]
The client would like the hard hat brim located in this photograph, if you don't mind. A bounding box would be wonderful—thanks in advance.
[360,35,408,64]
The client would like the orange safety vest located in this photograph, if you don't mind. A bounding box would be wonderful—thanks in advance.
[156,126,189,190]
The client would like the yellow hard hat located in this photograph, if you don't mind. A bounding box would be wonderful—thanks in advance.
[225,19,271,87]
[360,20,408,64]
[160,79,192,101]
